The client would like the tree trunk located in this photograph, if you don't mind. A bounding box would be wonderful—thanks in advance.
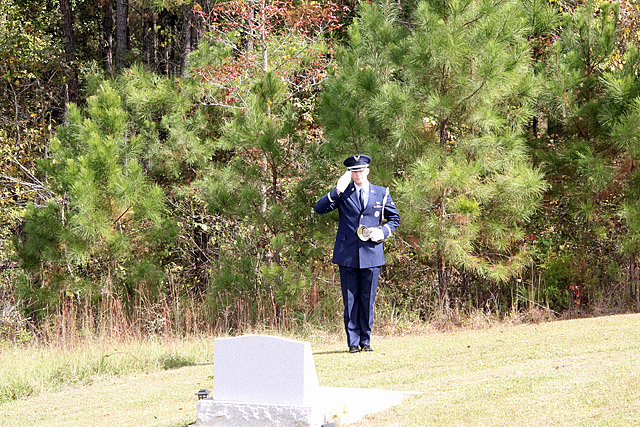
[631,254,639,311]
[191,9,200,50]
[102,0,114,72]
[152,14,159,69]
[60,0,79,103]
[180,3,193,73]
[439,117,448,149]
[115,0,129,70]
[437,249,450,314]
[157,10,171,75]
[142,9,154,69]
[260,1,268,72]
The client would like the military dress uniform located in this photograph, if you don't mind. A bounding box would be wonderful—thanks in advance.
[314,155,400,352]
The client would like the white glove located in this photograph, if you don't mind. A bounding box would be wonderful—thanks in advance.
[336,171,351,193]
[370,227,384,243]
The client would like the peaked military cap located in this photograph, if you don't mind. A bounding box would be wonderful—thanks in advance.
[344,154,371,171]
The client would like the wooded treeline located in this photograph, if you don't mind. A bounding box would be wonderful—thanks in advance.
[2,0,640,342]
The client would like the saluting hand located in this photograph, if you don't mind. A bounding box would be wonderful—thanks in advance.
[336,171,351,193]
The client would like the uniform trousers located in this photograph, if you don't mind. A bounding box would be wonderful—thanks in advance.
[338,265,381,347]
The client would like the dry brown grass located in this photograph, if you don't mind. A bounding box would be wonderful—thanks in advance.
[3,313,640,426]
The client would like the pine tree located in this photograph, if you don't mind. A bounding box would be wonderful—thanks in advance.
[539,2,640,308]
[606,47,640,278]
[185,0,347,325]
[319,0,547,311]
[15,80,170,314]
[534,1,640,309]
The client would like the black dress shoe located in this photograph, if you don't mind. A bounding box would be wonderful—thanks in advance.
[360,344,373,352]
[349,346,361,353]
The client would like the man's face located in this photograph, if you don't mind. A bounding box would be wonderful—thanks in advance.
[351,167,369,186]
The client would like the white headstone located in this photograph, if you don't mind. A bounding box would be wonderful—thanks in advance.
[193,335,419,426]
[213,335,319,406]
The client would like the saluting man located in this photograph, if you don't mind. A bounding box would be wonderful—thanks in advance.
[314,155,400,353]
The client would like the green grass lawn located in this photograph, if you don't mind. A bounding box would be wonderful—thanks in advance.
[2,313,640,426]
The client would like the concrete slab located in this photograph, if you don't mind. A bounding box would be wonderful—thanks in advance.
[316,386,419,425]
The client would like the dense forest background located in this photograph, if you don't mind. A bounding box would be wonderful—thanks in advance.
[3,0,640,343]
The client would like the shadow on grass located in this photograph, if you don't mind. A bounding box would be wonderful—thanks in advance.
[313,350,349,355]
[160,354,214,370]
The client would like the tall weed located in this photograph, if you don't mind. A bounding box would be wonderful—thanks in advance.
[0,337,214,403]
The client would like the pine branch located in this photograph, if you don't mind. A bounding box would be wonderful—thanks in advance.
[1,175,55,202]
[0,262,19,270]
[114,206,131,225]
[462,0,509,29]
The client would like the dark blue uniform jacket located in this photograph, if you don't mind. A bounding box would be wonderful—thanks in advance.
[314,182,401,269]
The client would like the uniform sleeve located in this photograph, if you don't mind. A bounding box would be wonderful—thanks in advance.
[314,188,342,214]
[381,192,400,238]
